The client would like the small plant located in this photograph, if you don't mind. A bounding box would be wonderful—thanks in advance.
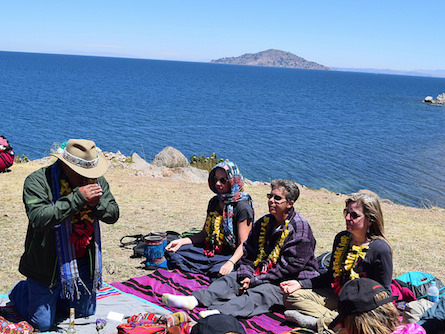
[190,153,224,172]
[14,154,30,163]
[124,156,134,164]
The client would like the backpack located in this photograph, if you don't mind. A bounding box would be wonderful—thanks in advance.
[395,271,445,300]
[120,231,181,258]
[316,251,331,274]
[0,135,14,172]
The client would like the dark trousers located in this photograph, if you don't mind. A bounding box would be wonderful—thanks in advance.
[192,272,283,317]
[9,258,96,331]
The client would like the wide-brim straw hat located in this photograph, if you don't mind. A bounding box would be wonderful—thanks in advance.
[51,139,109,178]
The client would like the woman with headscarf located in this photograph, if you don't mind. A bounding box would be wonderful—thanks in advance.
[166,161,254,279]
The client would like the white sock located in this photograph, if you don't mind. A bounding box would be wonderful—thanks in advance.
[162,293,198,310]
[284,310,317,330]
[198,309,220,318]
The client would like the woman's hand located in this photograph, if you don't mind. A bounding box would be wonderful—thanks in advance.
[165,238,187,252]
[238,277,251,294]
[280,280,302,294]
[218,260,235,276]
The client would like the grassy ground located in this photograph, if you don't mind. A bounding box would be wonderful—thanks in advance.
[1,159,444,293]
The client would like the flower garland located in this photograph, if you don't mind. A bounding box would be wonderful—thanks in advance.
[253,216,290,275]
[331,235,369,294]
[60,179,96,251]
[203,212,225,256]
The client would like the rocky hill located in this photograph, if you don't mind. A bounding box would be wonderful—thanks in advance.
[211,49,331,70]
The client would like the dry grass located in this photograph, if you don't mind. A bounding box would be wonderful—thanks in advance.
[1,160,444,293]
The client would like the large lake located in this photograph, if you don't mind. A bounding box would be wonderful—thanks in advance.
[1,51,445,208]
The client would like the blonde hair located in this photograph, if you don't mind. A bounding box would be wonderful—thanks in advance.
[342,291,400,334]
[346,192,392,252]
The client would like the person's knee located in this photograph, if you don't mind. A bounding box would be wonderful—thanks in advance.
[33,318,53,332]
[9,280,55,331]
[284,290,307,308]
[30,308,55,332]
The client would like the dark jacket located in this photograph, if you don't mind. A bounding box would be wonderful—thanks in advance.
[19,163,119,286]
[304,230,393,292]
[237,208,319,288]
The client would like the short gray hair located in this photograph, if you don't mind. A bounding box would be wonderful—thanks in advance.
[270,179,300,202]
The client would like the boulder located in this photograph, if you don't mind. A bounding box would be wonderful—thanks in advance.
[423,96,434,103]
[436,93,445,104]
[129,152,163,177]
[358,189,380,199]
[152,146,190,168]
[166,166,209,183]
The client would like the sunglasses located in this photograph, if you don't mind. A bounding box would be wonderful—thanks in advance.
[214,176,228,185]
[343,208,361,220]
[266,193,286,202]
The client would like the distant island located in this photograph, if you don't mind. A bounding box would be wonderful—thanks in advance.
[211,49,331,71]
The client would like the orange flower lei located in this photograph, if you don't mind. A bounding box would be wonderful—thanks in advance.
[60,179,95,224]
[254,216,290,275]
[203,211,225,255]
[331,235,368,294]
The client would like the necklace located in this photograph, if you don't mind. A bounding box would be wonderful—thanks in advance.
[203,212,224,256]
[254,216,290,275]
[60,179,96,250]
[331,235,368,294]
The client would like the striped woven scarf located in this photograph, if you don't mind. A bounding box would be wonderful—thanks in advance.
[51,160,102,300]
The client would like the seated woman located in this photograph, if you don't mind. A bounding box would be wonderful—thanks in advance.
[281,192,393,332]
[330,278,425,334]
[163,180,319,318]
[165,161,254,278]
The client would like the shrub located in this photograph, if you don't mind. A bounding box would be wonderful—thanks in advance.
[14,154,30,163]
[190,153,224,172]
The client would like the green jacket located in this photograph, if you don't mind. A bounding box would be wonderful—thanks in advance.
[19,163,119,286]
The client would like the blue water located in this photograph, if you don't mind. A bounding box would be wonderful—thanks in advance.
[1,51,445,208]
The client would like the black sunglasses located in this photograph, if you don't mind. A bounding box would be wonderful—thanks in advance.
[214,176,228,185]
[266,193,286,202]
[343,208,361,220]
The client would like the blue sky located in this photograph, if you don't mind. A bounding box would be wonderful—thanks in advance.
[1,1,444,71]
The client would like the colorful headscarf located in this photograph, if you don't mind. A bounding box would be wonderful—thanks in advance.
[51,160,102,300]
[206,161,253,252]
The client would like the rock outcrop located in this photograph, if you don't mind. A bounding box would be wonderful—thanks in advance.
[120,148,209,183]
[422,93,445,105]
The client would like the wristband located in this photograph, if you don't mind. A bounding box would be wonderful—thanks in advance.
[228,259,236,266]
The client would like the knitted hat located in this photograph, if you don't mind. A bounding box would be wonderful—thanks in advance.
[330,278,396,329]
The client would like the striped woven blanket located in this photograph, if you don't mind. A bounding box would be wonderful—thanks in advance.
[111,268,294,334]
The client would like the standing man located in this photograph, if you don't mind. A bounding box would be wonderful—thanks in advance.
[9,139,119,331]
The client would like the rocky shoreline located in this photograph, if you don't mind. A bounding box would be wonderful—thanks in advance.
[422,93,445,105]
[3,146,445,292]
[102,146,270,186]
[32,146,395,205]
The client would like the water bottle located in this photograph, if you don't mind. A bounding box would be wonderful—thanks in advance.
[427,281,439,303]
[67,307,76,333]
